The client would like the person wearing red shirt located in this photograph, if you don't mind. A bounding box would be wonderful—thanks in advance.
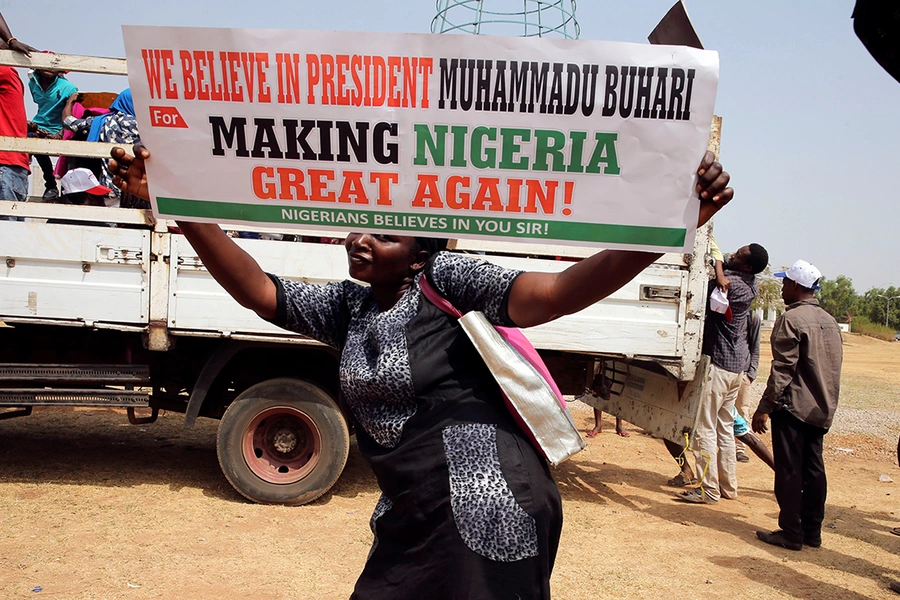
[0,12,36,217]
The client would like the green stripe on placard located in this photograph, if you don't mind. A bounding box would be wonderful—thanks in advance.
[157,197,686,247]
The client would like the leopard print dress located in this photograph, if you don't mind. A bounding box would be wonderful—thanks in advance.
[270,251,562,600]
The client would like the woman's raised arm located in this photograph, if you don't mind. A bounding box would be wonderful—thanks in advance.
[508,151,733,328]
[109,146,278,320]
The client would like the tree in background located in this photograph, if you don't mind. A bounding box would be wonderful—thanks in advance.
[816,275,859,324]
[752,268,783,320]
[807,274,899,339]
[859,286,900,329]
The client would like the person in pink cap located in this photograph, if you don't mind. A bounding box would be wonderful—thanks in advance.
[752,259,843,551]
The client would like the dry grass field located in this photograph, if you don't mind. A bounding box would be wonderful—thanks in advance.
[1,332,898,599]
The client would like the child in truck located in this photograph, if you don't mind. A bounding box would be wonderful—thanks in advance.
[27,67,78,200]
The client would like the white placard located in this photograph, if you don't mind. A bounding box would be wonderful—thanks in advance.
[123,26,719,252]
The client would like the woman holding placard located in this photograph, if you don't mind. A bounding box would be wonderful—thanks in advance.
[109,144,732,599]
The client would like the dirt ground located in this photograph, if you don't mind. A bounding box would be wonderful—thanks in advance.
[1,332,898,599]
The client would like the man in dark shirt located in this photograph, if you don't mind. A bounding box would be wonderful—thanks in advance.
[753,260,843,551]
[679,243,769,504]
[735,311,761,462]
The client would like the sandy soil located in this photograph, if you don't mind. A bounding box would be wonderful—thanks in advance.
[1,333,898,599]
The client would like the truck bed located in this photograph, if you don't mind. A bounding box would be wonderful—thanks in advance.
[1,200,709,381]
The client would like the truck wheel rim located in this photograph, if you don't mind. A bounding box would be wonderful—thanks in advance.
[241,406,321,484]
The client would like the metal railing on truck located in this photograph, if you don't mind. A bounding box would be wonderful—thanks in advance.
[0,50,130,160]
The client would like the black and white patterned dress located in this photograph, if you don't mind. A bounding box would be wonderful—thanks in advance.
[269,251,562,600]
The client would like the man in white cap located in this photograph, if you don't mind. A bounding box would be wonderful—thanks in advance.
[752,260,843,551]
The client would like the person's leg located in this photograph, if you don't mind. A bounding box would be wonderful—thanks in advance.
[665,437,695,486]
[615,417,629,437]
[36,154,54,187]
[771,410,805,544]
[690,364,728,502]
[27,132,58,197]
[737,431,775,470]
[716,372,741,499]
[587,408,602,438]
[664,438,683,461]
[0,164,29,221]
[800,425,827,545]
[734,373,753,458]
[0,165,28,200]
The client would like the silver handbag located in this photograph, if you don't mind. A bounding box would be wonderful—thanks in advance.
[420,277,586,466]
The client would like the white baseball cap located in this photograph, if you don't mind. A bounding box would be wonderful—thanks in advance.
[774,260,822,290]
[60,168,112,196]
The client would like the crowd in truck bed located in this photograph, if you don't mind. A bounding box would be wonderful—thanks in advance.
[0,22,147,214]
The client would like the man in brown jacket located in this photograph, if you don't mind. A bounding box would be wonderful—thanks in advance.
[752,260,842,551]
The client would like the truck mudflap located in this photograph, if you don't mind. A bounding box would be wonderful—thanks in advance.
[578,356,711,445]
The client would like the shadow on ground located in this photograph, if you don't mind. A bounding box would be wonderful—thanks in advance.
[555,455,900,596]
[0,407,380,504]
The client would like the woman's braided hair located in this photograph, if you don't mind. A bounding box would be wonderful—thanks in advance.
[414,237,449,259]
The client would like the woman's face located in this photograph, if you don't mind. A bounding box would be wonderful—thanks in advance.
[344,233,424,286]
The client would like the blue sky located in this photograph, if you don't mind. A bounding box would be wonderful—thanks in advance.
[3,1,897,291]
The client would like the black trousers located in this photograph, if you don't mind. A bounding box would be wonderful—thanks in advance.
[27,132,56,189]
[34,154,55,188]
[771,410,827,543]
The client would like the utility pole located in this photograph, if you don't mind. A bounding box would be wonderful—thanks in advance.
[875,293,900,328]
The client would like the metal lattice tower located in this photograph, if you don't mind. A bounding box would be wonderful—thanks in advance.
[432,0,580,39]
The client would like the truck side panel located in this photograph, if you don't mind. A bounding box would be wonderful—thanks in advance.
[1,208,702,376]
[482,254,686,356]
[169,236,689,359]
[0,219,150,326]
[168,235,350,335]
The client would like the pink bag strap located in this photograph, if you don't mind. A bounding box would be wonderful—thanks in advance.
[418,275,463,319]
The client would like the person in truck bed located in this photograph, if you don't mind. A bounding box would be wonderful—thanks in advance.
[62,89,147,209]
[27,66,78,200]
[0,11,36,218]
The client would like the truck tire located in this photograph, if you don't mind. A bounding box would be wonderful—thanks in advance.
[216,377,349,505]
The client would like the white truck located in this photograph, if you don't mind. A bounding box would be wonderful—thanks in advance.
[0,49,719,505]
